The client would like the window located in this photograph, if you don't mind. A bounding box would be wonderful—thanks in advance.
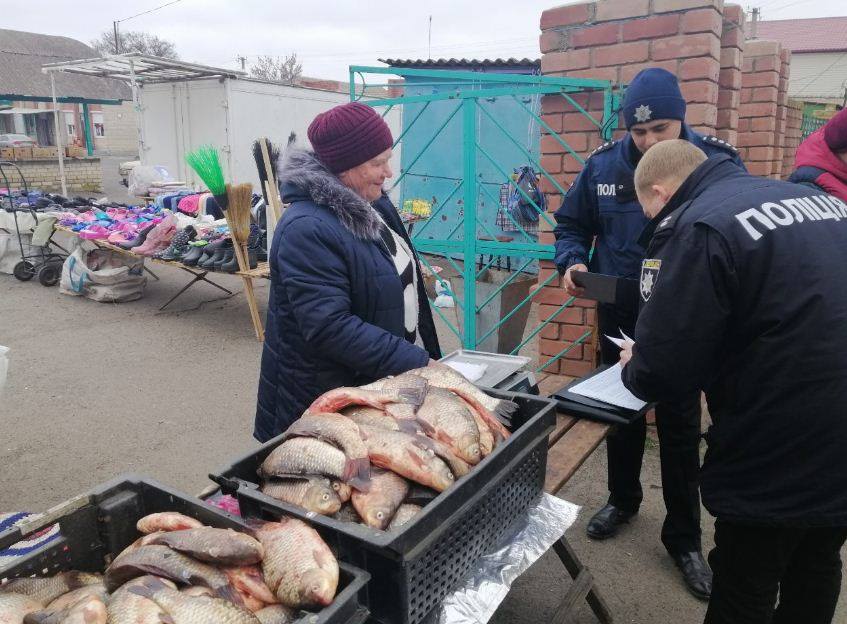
[92,112,105,137]
[64,111,76,136]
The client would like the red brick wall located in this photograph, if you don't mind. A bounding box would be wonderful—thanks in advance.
[716,4,745,145]
[782,99,804,179]
[737,39,784,178]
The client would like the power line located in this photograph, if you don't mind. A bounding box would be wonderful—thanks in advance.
[117,0,186,23]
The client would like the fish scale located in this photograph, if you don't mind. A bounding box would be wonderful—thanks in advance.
[260,437,347,481]
[127,577,259,624]
[416,387,482,465]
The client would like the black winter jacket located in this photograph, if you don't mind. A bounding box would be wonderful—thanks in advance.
[624,154,847,526]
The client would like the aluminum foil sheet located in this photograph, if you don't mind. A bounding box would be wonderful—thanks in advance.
[428,493,580,624]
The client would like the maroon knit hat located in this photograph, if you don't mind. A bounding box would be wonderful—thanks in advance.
[824,107,847,153]
[307,102,393,173]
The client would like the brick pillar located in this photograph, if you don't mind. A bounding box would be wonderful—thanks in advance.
[738,39,783,178]
[782,99,804,179]
[716,4,745,145]
[537,0,725,377]
[773,48,791,179]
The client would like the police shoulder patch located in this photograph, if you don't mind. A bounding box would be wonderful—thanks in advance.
[587,140,615,159]
[640,258,661,303]
[702,135,738,153]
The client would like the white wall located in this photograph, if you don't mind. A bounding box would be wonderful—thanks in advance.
[788,52,847,101]
[139,78,402,198]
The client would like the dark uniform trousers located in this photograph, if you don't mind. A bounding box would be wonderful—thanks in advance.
[598,303,702,555]
[705,521,847,624]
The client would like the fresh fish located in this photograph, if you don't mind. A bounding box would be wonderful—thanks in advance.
[306,385,425,415]
[361,374,429,425]
[423,436,472,478]
[106,576,175,624]
[389,504,423,531]
[25,595,107,624]
[260,477,342,515]
[146,527,264,566]
[0,593,42,624]
[1,572,102,606]
[136,512,204,534]
[222,566,278,613]
[351,469,409,530]
[259,437,349,484]
[331,504,362,524]
[181,586,215,597]
[331,480,352,504]
[105,544,239,603]
[255,605,296,624]
[458,395,495,457]
[252,519,338,609]
[358,425,455,492]
[342,406,401,431]
[44,584,107,611]
[283,413,370,487]
[416,387,482,464]
[411,364,514,439]
[128,576,259,624]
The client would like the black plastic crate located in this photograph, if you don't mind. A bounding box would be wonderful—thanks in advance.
[210,390,557,624]
[0,475,370,624]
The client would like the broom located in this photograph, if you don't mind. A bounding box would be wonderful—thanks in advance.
[185,145,228,211]
[225,182,253,269]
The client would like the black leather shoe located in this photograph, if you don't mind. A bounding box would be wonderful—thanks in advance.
[671,551,712,601]
[586,504,636,540]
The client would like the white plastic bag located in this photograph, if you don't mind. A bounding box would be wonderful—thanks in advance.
[60,245,146,302]
[127,165,172,198]
[0,345,8,395]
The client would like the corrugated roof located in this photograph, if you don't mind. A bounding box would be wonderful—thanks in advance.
[379,57,540,69]
[0,28,130,101]
[755,17,847,53]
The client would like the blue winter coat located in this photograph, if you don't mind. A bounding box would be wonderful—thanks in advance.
[553,124,746,279]
[254,150,441,442]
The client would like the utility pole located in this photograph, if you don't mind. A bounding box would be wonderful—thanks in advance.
[428,16,432,60]
[750,7,760,39]
[237,55,247,71]
[113,21,120,53]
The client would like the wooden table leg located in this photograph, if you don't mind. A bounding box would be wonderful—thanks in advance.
[552,536,614,624]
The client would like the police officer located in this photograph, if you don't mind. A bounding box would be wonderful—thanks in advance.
[553,67,745,599]
[621,138,847,624]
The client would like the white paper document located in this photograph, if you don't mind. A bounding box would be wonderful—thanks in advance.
[568,363,648,411]
[445,360,488,383]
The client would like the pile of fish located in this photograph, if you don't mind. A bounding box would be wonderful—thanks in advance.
[0,511,338,624]
[258,364,517,530]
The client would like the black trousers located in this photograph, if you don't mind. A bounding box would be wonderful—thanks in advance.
[705,520,847,624]
[598,303,703,554]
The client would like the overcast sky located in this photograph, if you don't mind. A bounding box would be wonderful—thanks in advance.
[3,0,844,81]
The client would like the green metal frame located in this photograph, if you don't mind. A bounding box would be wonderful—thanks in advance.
[350,65,617,367]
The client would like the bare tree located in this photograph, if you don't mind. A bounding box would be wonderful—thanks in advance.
[91,30,179,59]
[249,54,303,84]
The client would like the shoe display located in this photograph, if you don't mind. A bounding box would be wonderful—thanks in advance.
[155,226,197,262]
[585,503,636,540]
[199,238,228,270]
[180,241,207,266]
[132,216,176,256]
[117,223,156,250]
[212,239,234,271]
[671,551,712,601]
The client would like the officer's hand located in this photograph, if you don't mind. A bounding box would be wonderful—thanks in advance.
[563,264,588,297]
[619,340,634,367]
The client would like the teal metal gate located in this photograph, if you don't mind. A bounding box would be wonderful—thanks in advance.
[349,66,619,373]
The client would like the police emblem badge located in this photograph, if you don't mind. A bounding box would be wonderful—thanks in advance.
[640,259,661,302]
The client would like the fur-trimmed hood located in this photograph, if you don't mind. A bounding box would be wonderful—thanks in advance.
[277,148,382,240]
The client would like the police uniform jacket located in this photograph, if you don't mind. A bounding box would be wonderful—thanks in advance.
[553,124,745,279]
[623,153,847,527]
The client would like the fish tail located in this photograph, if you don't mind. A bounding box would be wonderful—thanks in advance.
[396,419,422,435]
[343,457,371,490]
[397,386,426,408]
[494,399,519,422]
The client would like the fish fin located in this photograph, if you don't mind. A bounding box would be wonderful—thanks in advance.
[343,457,371,485]
[348,475,372,493]
[127,575,170,599]
[215,583,245,606]
[406,448,427,468]
[397,386,426,408]
[494,399,518,422]
[409,434,436,453]
[158,616,176,624]
[396,419,422,435]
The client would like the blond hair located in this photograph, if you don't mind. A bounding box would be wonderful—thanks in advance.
[634,139,708,199]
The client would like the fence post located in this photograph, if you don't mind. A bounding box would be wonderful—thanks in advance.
[462,97,478,349]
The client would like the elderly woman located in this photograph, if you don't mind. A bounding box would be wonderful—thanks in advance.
[790,106,847,202]
[254,102,441,441]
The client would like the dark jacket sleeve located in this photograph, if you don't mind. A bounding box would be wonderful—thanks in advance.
[553,161,597,273]
[622,226,737,402]
[729,150,747,172]
[277,216,430,378]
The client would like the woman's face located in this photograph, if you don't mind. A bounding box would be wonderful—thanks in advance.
[339,148,393,202]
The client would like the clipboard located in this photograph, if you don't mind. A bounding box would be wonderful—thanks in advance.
[551,365,654,425]
[571,271,639,312]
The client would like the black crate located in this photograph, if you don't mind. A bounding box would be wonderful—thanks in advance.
[210,390,557,624]
[0,475,370,624]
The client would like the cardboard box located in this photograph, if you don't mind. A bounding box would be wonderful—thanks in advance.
[12,147,33,160]
[0,148,14,160]
[31,147,57,159]
[65,146,85,158]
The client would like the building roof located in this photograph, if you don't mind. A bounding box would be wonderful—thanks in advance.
[42,54,244,84]
[0,28,131,102]
[379,57,540,70]
[755,17,847,53]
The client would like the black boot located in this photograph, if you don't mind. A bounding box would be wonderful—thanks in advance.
[213,242,235,271]
[220,247,240,273]
[257,230,268,262]
[671,551,712,601]
[198,239,226,269]
[586,504,636,540]
[180,243,206,266]
[117,223,155,250]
